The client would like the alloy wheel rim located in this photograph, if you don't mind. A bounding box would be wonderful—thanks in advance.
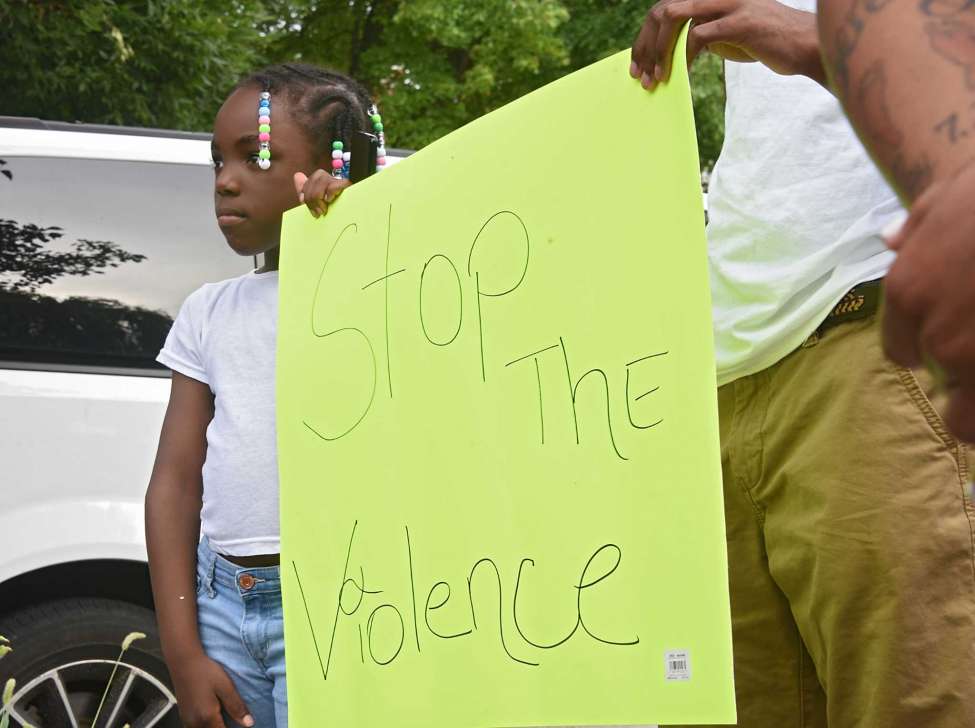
[2,658,176,728]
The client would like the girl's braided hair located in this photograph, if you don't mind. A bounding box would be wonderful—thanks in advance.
[234,63,376,161]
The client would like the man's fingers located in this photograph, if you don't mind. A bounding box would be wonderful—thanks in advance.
[654,1,695,84]
[886,194,932,251]
[881,217,906,251]
[881,264,926,369]
[630,7,656,75]
[631,5,662,86]
[946,386,975,444]
[881,304,924,368]
[214,673,254,728]
[686,19,709,65]
[687,17,740,59]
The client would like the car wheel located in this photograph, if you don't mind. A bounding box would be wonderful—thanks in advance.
[0,597,179,727]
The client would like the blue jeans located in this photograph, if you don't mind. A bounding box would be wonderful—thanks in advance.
[196,537,288,727]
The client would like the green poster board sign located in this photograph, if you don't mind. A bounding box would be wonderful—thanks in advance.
[277,44,735,727]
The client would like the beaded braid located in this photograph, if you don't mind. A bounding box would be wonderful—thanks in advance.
[233,63,385,175]
[256,91,271,169]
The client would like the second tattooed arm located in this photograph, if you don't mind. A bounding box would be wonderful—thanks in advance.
[817,0,975,200]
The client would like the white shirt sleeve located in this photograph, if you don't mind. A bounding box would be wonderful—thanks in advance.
[157,286,210,385]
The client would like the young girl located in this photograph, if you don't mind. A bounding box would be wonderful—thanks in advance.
[145,63,389,728]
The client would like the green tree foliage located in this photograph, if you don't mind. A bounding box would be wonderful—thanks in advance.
[688,53,726,171]
[1,0,724,168]
[266,0,724,166]
[262,0,571,149]
[0,0,265,130]
[556,0,725,168]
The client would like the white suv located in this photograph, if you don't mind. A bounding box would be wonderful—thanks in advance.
[0,116,404,727]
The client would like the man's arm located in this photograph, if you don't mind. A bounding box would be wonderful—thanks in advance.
[817,0,975,200]
[818,0,975,443]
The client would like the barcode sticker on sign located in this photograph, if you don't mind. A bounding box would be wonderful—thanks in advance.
[665,649,691,681]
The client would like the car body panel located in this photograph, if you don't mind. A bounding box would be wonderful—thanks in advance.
[0,120,408,597]
[0,369,165,583]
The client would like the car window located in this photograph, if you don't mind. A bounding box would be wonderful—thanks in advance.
[0,153,252,371]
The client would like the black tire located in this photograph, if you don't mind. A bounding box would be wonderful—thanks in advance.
[0,598,180,728]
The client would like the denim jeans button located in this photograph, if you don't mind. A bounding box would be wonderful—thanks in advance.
[238,573,256,590]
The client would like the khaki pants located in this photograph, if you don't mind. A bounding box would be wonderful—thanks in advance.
[677,314,975,728]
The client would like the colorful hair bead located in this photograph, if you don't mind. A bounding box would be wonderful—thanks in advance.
[330,141,344,178]
[328,104,389,179]
[368,104,388,172]
[257,91,271,170]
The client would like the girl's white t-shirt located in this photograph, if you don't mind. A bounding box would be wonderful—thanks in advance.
[707,0,906,387]
[157,269,280,556]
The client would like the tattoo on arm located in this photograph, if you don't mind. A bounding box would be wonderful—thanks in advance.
[828,0,975,199]
[857,62,904,149]
[925,17,975,152]
[835,0,972,93]
[920,0,975,17]
[833,0,894,92]
[857,61,935,197]
[891,152,936,199]
[934,112,965,143]
[926,18,975,88]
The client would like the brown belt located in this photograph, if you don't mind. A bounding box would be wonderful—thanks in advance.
[815,278,883,336]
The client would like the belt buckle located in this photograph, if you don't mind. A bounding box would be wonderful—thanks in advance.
[817,278,883,336]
